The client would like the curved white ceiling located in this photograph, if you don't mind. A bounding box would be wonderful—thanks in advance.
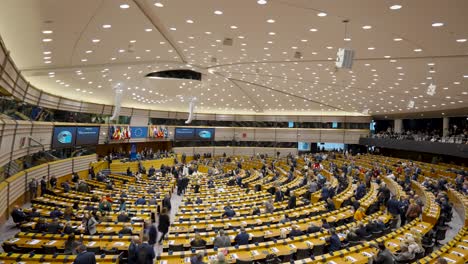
[0,0,467,116]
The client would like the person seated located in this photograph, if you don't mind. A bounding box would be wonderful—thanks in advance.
[27,207,41,219]
[307,222,322,234]
[148,197,158,205]
[35,217,49,232]
[135,196,147,205]
[325,228,341,253]
[354,207,366,221]
[185,198,193,205]
[47,218,63,234]
[345,227,361,243]
[252,206,261,216]
[321,219,331,229]
[90,195,100,203]
[190,233,207,249]
[62,221,76,234]
[234,227,250,245]
[394,244,415,262]
[98,200,112,212]
[326,198,336,212]
[190,252,205,264]
[117,211,130,222]
[84,203,96,211]
[119,223,133,235]
[195,197,203,204]
[289,225,304,238]
[213,229,231,248]
[50,207,63,218]
[355,223,368,237]
[264,199,275,213]
[279,214,290,224]
[222,206,236,218]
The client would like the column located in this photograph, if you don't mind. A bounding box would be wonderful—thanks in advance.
[394,119,403,133]
[443,117,449,137]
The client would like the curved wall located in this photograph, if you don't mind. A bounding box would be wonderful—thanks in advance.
[0,154,97,224]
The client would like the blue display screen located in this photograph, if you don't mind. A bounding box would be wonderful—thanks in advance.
[52,126,77,148]
[332,122,338,128]
[288,121,294,128]
[195,128,215,140]
[175,128,196,140]
[298,142,311,151]
[76,127,100,145]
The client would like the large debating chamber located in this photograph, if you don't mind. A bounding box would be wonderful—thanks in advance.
[0,1,467,264]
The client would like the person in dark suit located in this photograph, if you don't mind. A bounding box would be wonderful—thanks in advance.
[307,222,322,234]
[162,194,171,211]
[289,225,304,238]
[190,233,207,249]
[73,245,96,264]
[128,236,140,264]
[136,234,155,264]
[288,191,297,209]
[326,228,341,253]
[234,227,250,245]
[274,187,283,202]
[148,222,157,246]
[47,218,63,234]
[157,208,170,244]
[119,223,133,235]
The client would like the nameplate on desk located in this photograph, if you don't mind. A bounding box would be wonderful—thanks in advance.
[289,244,296,249]
[88,241,96,246]
[305,241,313,247]
[28,239,41,245]
[328,261,337,264]
[458,245,468,250]
[346,256,357,262]
[160,261,168,264]
[241,221,247,225]
[271,247,279,253]
[106,227,113,230]
[184,257,191,263]
[230,253,238,259]
[387,242,398,247]
[362,252,373,257]
[47,240,57,245]
[169,240,175,245]
[114,242,125,246]
[251,250,259,256]
[265,231,272,235]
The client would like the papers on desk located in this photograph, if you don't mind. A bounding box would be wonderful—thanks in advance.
[230,253,238,259]
[208,255,217,261]
[160,260,168,264]
[450,250,464,257]
[105,227,113,231]
[87,241,96,247]
[169,240,175,245]
[288,244,296,249]
[184,257,191,263]
[256,219,261,223]
[7,238,19,243]
[27,239,41,245]
[305,241,313,247]
[248,233,253,238]
[443,257,456,263]
[46,240,57,245]
[241,221,247,225]
[251,250,259,256]
[458,245,468,250]
[387,242,398,247]
[271,247,279,253]
[208,224,214,228]
[328,261,337,264]
[114,242,125,246]
[230,235,235,240]
[337,233,346,238]
[346,256,357,262]
[270,217,275,221]
[265,230,272,235]
[362,252,373,257]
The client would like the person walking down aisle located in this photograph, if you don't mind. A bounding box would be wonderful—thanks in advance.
[157,208,170,244]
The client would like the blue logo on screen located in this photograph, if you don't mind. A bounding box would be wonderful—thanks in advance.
[198,130,212,139]
[58,131,73,144]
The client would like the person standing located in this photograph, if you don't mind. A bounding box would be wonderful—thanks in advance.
[163,194,172,211]
[157,208,170,244]
[73,245,96,264]
[29,178,37,200]
[128,236,140,264]
[136,234,155,264]
[40,176,47,196]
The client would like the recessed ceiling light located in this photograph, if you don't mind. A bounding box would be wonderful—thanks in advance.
[81,58,88,62]
[317,12,327,17]
[267,19,275,23]
[309,28,318,32]
[85,50,92,53]
[257,0,267,4]
[145,28,153,32]
[389,5,402,10]
[463,75,468,78]
[120,4,130,9]
[344,38,351,41]
[42,30,53,34]
[393,38,402,41]
[268,32,276,35]
[414,48,422,52]
[130,40,136,43]
[368,47,375,50]
[230,25,238,29]
[154,2,164,7]
[169,27,176,31]
[362,25,372,30]
[214,10,223,15]
[205,31,212,34]
[92,39,100,43]
[42,38,52,42]
[432,22,444,27]
[456,39,467,43]
[102,24,112,29]
[186,19,194,24]
[43,51,52,55]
